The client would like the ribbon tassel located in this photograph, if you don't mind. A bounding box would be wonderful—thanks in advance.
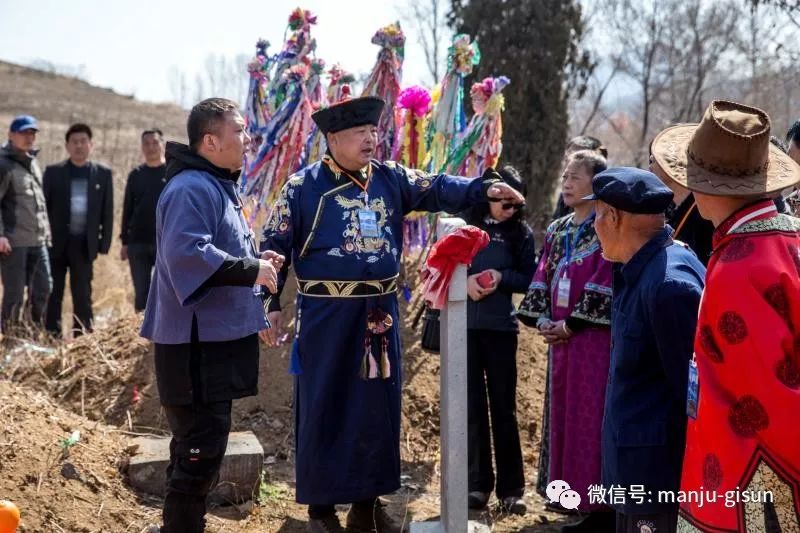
[368,353,379,379]
[289,340,303,375]
[380,337,391,378]
[362,308,394,380]
[361,337,371,379]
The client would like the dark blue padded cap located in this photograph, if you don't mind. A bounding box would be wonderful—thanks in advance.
[583,167,674,214]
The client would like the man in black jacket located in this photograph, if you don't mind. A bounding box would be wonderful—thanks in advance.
[43,123,113,337]
[787,120,800,165]
[120,128,168,311]
[651,159,714,266]
[786,121,800,214]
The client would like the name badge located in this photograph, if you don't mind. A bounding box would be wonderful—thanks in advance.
[358,209,380,238]
[556,277,571,308]
[687,359,699,419]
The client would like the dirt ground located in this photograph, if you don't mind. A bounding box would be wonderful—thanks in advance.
[0,59,578,532]
[1,283,579,532]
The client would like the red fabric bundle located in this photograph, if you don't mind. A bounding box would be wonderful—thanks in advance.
[421,225,489,309]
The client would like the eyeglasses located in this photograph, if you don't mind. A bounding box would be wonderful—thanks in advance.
[489,198,524,210]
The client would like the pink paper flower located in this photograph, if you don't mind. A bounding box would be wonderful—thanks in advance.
[398,85,432,117]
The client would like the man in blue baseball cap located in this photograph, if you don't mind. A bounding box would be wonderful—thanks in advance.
[10,115,39,134]
[0,115,52,336]
[587,167,706,533]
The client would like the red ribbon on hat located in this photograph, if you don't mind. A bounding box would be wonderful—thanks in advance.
[421,225,490,309]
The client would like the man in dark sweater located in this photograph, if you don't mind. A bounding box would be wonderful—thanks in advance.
[120,129,168,311]
[787,119,800,165]
[43,123,114,337]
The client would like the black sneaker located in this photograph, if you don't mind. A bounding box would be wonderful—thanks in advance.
[345,499,404,532]
[546,500,579,515]
[499,496,527,515]
[560,511,615,532]
[468,491,490,510]
[307,514,346,533]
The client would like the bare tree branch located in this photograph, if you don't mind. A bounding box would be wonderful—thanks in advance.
[399,0,450,84]
[579,58,621,135]
[598,107,639,155]
[573,0,767,165]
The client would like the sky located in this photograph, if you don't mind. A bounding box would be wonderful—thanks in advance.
[0,0,443,105]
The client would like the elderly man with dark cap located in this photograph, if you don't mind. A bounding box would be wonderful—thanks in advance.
[653,101,800,533]
[0,115,52,335]
[261,96,524,533]
[588,167,706,533]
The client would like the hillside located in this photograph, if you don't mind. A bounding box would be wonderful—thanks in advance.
[0,60,188,321]
[0,60,187,170]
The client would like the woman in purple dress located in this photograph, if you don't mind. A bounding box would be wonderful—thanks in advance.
[518,150,614,532]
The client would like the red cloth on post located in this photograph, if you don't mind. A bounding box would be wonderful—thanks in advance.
[421,225,489,309]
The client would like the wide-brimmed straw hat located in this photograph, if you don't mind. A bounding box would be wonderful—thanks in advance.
[651,100,800,197]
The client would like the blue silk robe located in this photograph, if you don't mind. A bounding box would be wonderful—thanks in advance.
[262,155,487,504]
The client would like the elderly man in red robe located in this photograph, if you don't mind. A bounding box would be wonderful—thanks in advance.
[652,100,800,532]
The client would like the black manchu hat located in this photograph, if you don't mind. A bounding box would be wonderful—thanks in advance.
[311,96,385,134]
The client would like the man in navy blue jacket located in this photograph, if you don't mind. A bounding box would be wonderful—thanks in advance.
[589,168,705,533]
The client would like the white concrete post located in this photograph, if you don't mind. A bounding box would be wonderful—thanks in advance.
[410,217,488,533]
[439,217,468,532]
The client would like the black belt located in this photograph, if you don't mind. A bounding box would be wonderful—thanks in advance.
[296,275,398,298]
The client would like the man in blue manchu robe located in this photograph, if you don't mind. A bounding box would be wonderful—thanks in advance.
[261,96,526,533]
[141,98,284,533]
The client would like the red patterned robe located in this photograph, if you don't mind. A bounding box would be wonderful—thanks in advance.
[678,200,800,532]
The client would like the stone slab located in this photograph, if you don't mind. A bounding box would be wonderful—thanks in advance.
[128,430,263,503]
[409,520,491,533]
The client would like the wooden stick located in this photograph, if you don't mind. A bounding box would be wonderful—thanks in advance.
[56,364,77,378]
[110,428,167,438]
[89,336,119,374]
[124,424,170,434]
[57,378,79,400]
